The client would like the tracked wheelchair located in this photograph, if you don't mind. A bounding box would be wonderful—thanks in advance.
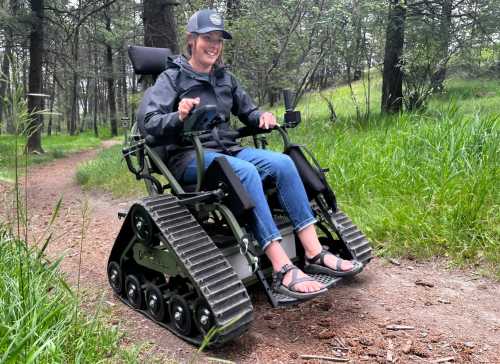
[106,46,373,346]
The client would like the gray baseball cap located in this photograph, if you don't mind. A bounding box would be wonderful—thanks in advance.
[187,9,232,39]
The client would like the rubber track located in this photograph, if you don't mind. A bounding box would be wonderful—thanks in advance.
[140,194,254,345]
[330,209,373,264]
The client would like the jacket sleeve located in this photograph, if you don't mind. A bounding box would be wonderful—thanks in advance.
[230,74,262,128]
[142,71,183,137]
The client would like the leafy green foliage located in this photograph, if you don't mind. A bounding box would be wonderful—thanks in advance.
[0,227,134,363]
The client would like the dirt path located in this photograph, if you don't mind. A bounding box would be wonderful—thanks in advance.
[1,146,499,364]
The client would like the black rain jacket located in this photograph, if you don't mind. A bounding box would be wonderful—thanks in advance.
[141,55,262,180]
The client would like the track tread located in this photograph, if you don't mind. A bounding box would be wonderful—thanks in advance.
[133,194,253,345]
[330,209,373,264]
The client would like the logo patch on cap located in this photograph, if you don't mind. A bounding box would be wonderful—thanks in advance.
[209,13,222,26]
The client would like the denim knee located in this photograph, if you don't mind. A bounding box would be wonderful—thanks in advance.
[234,160,261,188]
[269,154,299,180]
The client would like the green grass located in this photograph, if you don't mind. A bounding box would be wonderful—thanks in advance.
[0,133,104,182]
[76,77,500,276]
[76,144,147,197]
[0,225,141,363]
[278,77,499,275]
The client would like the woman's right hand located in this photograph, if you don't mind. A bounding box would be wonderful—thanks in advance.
[178,97,200,121]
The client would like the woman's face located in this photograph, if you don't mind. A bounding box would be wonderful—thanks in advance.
[190,31,224,69]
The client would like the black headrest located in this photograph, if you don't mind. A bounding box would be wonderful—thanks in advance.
[128,45,172,76]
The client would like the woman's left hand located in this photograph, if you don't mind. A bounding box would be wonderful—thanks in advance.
[259,112,277,130]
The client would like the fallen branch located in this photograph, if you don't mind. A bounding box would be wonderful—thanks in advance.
[386,324,415,331]
[206,358,236,364]
[300,354,349,362]
[415,279,435,288]
[433,357,455,363]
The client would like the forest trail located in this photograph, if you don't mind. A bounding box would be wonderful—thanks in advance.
[1,146,499,364]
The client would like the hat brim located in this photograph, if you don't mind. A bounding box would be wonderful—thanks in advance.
[195,27,232,39]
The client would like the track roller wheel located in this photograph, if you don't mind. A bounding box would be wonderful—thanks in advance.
[193,298,214,334]
[125,274,144,309]
[169,295,193,336]
[107,261,122,294]
[145,285,166,322]
[131,205,154,246]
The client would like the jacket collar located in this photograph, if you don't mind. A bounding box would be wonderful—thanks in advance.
[167,55,226,81]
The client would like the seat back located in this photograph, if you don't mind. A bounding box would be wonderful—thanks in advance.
[128,45,172,76]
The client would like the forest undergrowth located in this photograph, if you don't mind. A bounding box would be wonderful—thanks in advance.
[0,95,143,363]
[0,225,141,363]
[76,77,499,277]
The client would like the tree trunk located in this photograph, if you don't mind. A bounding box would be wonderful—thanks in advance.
[381,0,406,114]
[93,43,99,137]
[1,0,18,134]
[105,11,118,136]
[47,74,55,136]
[143,0,179,52]
[26,0,44,153]
[352,0,363,81]
[431,0,452,93]
[0,39,14,134]
[69,28,80,135]
[120,46,128,116]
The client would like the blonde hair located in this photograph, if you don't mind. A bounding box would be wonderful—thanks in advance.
[185,33,224,66]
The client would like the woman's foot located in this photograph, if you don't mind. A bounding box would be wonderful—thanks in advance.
[281,265,324,293]
[304,249,363,277]
[265,240,325,298]
[311,251,355,271]
[298,225,363,277]
[272,264,326,299]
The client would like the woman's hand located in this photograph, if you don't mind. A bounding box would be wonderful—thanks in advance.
[259,112,277,130]
[178,97,200,121]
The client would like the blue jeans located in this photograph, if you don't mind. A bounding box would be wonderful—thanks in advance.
[182,148,316,250]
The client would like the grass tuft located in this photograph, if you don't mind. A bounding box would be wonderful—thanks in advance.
[76,145,146,197]
[0,225,135,363]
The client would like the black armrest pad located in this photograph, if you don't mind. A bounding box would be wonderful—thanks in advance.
[202,157,255,216]
[236,126,272,138]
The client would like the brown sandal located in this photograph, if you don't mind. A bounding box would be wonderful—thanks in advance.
[304,249,363,277]
[272,264,327,299]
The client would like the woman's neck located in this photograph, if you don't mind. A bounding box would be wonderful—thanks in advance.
[188,58,212,74]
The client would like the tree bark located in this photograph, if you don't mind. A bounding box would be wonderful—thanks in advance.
[26,0,45,153]
[47,74,55,136]
[431,0,452,93]
[0,39,14,134]
[1,0,18,134]
[69,24,80,135]
[104,11,118,136]
[120,46,128,116]
[92,22,99,137]
[143,0,179,52]
[381,0,406,114]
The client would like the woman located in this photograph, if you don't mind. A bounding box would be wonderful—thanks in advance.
[142,9,362,299]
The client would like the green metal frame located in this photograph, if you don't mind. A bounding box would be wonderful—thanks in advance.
[135,124,298,273]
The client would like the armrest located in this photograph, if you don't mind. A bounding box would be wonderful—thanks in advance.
[235,126,272,138]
